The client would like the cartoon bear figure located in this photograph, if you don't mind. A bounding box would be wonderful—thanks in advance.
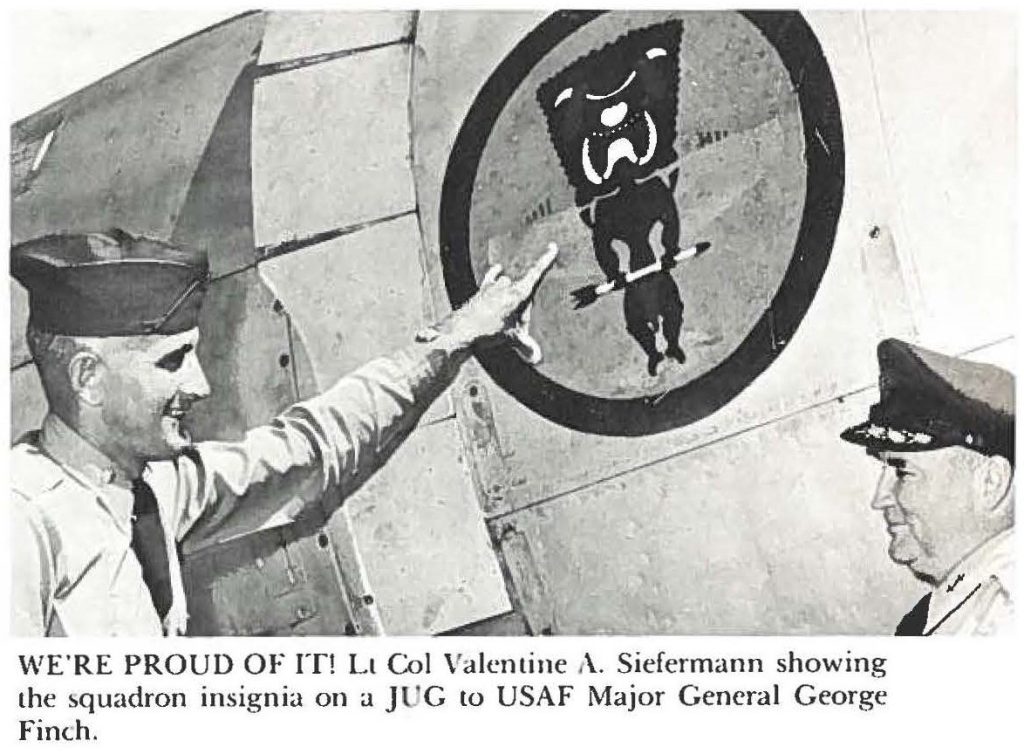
[538,20,685,376]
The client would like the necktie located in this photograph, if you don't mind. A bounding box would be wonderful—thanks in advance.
[895,592,931,636]
[130,478,173,620]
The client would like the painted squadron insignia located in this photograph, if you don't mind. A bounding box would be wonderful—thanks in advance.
[440,11,844,435]
[537,22,713,376]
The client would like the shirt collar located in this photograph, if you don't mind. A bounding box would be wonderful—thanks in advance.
[926,527,1015,633]
[38,413,136,490]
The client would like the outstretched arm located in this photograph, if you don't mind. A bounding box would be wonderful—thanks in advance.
[159,249,558,552]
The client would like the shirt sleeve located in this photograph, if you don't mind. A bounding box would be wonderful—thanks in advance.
[10,497,56,637]
[154,343,464,553]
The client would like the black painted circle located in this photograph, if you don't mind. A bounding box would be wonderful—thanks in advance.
[440,10,844,436]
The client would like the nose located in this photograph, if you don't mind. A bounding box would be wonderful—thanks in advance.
[601,101,628,128]
[870,467,896,510]
[182,352,211,401]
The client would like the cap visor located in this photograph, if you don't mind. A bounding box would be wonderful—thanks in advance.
[839,420,952,453]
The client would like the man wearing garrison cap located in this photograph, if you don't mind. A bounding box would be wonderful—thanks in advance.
[841,339,1015,636]
[10,229,557,636]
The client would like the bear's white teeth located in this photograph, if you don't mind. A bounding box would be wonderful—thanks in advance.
[637,111,658,166]
[582,137,603,185]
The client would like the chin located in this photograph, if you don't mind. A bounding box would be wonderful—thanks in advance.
[887,536,918,568]
[158,418,194,454]
[889,542,941,585]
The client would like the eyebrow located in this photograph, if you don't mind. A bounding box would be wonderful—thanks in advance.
[866,450,907,469]
[155,343,194,364]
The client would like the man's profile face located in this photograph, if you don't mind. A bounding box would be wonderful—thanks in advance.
[97,328,211,463]
[870,447,979,582]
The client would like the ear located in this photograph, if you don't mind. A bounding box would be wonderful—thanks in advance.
[67,349,105,407]
[975,454,1013,515]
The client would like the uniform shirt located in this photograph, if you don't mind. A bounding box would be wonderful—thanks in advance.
[11,345,456,637]
[924,527,1014,636]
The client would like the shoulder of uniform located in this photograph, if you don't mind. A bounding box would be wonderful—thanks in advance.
[989,570,1015,601]
[986,529,1015,594]
[9,442,66,500]
[973,575,1014,636]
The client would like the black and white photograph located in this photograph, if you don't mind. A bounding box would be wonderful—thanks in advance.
[6,8,1016,646]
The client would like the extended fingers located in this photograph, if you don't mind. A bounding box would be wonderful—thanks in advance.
[481,264,504,287]
[515,243,559,299]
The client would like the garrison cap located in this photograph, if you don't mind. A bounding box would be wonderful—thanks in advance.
[11,229,209,336]
[841,339,1015,462]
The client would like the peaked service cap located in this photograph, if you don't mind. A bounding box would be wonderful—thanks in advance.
[11,228,210,336]
[840,339,1015,463]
